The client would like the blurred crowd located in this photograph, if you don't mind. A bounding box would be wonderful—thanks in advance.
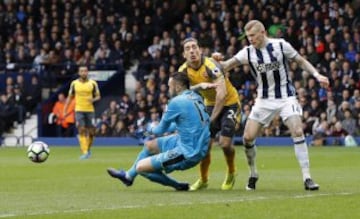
[1,0,360,145]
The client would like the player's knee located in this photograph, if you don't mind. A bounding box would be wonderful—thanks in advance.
[136,162,145,173]
[88,127,96,136]
[136,159,152,173]
[221,146,235,157]
[243,132,255,145]
[144,139,159,154]
[78,127,86,135]
[218,137,233,149]
[292,127,304,138]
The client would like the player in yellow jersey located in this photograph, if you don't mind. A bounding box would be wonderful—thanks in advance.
[64,65,101,159]
[178,38,240,190]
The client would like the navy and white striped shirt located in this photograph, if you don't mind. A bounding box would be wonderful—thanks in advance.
[234,38,297,99]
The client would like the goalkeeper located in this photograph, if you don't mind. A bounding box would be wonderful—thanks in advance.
[107,72,210,191]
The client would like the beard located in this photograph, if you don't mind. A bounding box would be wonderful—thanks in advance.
[169,88,178,98]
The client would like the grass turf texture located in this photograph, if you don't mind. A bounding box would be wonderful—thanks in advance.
[0,145,359,219]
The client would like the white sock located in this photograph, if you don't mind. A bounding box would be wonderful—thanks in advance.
[244,143,258,178]
[293,136,311,181]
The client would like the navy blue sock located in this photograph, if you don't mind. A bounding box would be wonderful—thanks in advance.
[140,171,183,189]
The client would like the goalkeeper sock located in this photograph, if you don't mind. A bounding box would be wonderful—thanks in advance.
[127,146,151,180]
[140,171,183,189]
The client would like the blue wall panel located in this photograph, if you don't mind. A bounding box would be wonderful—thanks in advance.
[34,136,360,147]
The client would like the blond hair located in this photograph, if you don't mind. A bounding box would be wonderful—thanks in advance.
[244,20,265,33]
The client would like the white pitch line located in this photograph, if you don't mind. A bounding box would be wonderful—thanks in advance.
[293,192,352,199]
[0,192,354,218]
[0,215,15,218]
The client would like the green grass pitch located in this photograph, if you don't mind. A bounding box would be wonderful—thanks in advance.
[0,145,359,219]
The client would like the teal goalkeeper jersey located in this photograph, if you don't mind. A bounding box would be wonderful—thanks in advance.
[152,90,210,158]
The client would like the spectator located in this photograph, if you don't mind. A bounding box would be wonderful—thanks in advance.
[24,74,42,115]
[309,99,322,118]
[345,43,357,63]
[0,93,18,134]
[11,84,25,121]
[112,120,130,137]
[96,122,111,137]
[51,93,75,137]
[337,101,351,120]
[341,109,357,135]
[94,42,110,60]
[148,36,162,59]
[339,61,357,82]
[96,114,109,131]
[159,31,175,50]
[95,47,110,70]
[312,121,330,146]
[109,40,124,65]
[102,100,121,122]
[77,50,95,66]
[134,110,148,143]
[81,9,95,30]
[349,89,360,105]
[331,121,348,145]
[108,113,119,133]
[15,74,27,94]
[145,111,159,130]
[326,99,337,123]
[118,93,133,117]
[57,49,77,84]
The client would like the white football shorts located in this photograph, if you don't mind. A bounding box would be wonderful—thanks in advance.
[248,97,303,126]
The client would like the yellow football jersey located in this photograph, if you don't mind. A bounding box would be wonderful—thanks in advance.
[178,57,239,106]
[68,79,100,112]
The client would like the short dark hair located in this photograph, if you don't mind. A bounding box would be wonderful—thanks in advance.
[181,37,199,47]
[171,72,190,89]
[78,64,88,70]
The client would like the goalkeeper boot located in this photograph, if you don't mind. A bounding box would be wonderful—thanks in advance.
[189,179,208,191]
[221,173,236,190]
[245,176,259,191]
[304,178,319,191]
[107,168,133,186]
[175,183,190,191]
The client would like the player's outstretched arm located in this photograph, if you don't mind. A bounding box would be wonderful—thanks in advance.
[151,101,179,136]
[293,55,330,88]
[190,82,218,91]
[211,53,241,72]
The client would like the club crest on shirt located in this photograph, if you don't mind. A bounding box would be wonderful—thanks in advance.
[211,67,222,78]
